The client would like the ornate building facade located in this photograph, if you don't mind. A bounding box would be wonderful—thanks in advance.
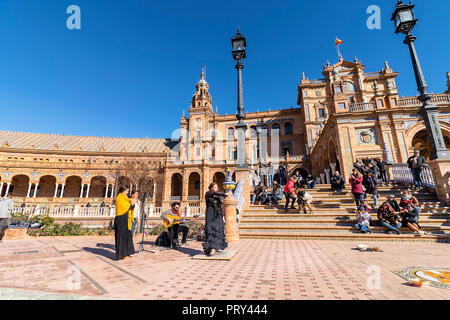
[0,61,449,209]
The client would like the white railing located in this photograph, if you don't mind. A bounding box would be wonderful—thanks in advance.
[11,205,207,219]
[348,102,376,112]
[390,163,435,189]
[150,206,206,218]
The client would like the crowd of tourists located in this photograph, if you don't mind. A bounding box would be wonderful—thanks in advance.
[251,164,315,214]
[351,154,427,236]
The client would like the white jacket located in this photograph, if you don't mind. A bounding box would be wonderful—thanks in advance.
[0,197,13,218]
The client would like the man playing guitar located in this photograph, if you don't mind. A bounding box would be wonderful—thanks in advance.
[160,202,189,248]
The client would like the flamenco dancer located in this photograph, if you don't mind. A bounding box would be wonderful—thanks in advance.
[114,186,136,259]
[202,182,228,256]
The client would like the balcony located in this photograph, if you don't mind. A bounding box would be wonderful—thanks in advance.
[399,94,450,107]
[348,102,376,112]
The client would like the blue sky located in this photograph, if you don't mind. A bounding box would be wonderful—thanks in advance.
[0,0,448,139]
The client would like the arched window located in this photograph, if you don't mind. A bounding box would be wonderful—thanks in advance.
[260,125,269,136]
[250,126,257,139]
[345,81,357,92]
[284,122,293,135]
[272,123,280,136]
[227,127,235,140]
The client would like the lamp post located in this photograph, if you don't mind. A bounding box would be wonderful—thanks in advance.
[391,1,449,160]
[232,28,248,168]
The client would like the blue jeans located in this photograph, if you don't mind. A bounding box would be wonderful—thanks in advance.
[364,192,378,207]
[307,181,316,189]
[131,218,138,235]
[280,175,286,186]
[411,168,423,189]
[353,193,364,207]
[380,221,402,233]
[268,174,274,187]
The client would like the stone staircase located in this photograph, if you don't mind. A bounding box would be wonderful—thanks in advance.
[240,184,450,242]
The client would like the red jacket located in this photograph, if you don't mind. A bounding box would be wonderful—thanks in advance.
[284,179,295,194]
[349,175,364,194]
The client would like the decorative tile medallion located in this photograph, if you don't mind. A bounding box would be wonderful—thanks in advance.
[393,267,450,290]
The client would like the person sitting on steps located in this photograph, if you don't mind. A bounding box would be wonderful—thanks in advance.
[377,202,402,235]
[355,205,371,234]
[296,188,313,214]
[401,203,426,236]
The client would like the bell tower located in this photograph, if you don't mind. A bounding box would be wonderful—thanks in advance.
[189,67,213,115]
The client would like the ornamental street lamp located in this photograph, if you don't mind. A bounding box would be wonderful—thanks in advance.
[391,1,449,160]
[232,27,248,168]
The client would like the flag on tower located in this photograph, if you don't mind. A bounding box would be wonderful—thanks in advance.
[335,37,343,59]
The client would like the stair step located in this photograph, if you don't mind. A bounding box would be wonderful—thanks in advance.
[239,224,450,232]
[239,232,450,242]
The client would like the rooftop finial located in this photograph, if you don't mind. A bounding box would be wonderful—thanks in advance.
[384,61,390,70]
[302,72,306,80]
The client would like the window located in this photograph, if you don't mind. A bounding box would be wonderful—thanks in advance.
[272,124,280,136]
[284,122,293,135]
[338,103,346,110]
[391,98,397,106]
[318,109,326,118]
[282,147,291,156]
[303,90,308,97]
[250,126,257,139]
[377,99,384,108]
[345,82,357,92]
[227,128,235,140]
[260,125,268,136]
[196,130,201,140]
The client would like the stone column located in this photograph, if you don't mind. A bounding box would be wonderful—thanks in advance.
[223,192,239,243]
[80,184,84,198]
[429,159,450,205]
[181,170,188,203]
[104,184,109,198]
[324,169,331,184]
[0,182,3,197]
[60,184,65,198]
[85,184,91,198]
[5,182,11,196]
[54,184,59,198]
[235,167,251,211]
[330,163,337,175]
[33,183,38,197]
[111,184,116,198]
[26,183,32,198]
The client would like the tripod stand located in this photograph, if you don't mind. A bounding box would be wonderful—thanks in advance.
[138,210,155,254]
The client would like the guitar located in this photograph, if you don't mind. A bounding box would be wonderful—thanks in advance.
[162,213,192,229]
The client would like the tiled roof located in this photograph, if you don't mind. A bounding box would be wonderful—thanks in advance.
[0,131,177,153]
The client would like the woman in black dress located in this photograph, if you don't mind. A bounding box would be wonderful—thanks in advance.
[114,186,136,259]
[202,182,228,256]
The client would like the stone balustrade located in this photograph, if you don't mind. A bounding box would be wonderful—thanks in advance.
[390,163,436,189]
[399,94,450,107]
[348,102,376,112]
[11,205,206,219]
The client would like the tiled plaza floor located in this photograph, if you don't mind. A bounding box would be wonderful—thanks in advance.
[0,236,449,300]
